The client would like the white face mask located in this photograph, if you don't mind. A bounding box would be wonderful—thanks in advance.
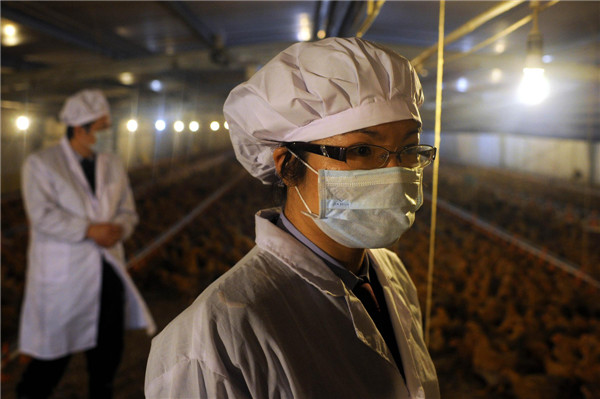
[291,153,423,248]
[91,128,114,153]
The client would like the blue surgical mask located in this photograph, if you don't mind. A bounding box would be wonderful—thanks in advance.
[291,152,423,248]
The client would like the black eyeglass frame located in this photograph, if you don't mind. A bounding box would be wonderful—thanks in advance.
[284,142,437,169]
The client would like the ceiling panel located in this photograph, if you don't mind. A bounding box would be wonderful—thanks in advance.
[1,1,598,139]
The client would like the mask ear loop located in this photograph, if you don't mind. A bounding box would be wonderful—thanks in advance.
[286,148,318,174]
[286,148,320,218]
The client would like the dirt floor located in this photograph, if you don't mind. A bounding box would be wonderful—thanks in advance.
[1,289,191,399]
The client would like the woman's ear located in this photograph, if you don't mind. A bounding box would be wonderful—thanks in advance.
[273,146,289,184]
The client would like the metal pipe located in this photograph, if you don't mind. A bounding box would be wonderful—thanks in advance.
[444,0,559,65]
[424,0,445,348]
[356,0,386,38]
[411,0,526,69]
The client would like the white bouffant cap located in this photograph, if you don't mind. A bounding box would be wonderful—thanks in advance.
[59,89,111,127]
[223,37,424,184]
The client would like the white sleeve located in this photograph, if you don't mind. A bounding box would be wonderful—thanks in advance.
[22,155,89,242]
[145,357,252,399]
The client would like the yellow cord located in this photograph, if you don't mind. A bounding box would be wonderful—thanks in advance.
[424,0,445,347]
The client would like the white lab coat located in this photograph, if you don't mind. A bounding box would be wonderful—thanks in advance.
[145,208,439,399]
[19,137,156,360]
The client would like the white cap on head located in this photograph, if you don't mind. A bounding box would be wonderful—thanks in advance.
[59,89,111,127]
[223,37,424,184]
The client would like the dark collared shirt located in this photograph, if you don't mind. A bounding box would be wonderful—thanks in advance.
[75,151,96,194]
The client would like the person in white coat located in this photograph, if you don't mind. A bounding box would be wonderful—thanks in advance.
[145,37,439,398]
[17,89,155,399]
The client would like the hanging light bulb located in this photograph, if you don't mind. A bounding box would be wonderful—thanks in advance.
[517,1,549,105]
[518,68,549,105]
[16,115,30,131]
[127,119,138,133]
[174,120,184,132]
[155,119,166,131]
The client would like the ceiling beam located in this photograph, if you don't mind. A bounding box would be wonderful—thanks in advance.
[1,4,116,59]
[1,54,46,71]
[162,1,215,48]
[336,1,367,37]
[411,0,527,69]
[161,1,228,65]
[1,2,152,60]
[313,0,333,40]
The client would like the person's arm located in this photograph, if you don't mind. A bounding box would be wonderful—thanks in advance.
[110,157,138,241]
[145,357,252,399]
[22,154,89,242]
[145,303,253,399]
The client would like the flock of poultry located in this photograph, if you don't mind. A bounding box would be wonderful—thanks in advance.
[2,153,598,398]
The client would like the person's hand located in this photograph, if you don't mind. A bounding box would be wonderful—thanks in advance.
[86,223,124,248]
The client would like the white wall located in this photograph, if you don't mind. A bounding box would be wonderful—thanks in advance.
[1,109,233,194]
[422,131,599,185]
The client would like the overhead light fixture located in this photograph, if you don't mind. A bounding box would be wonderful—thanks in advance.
[210,121,220,131]
[150,80,163,92]
[297,13,312,42]
[119,72,134,85]
[127,119,138,133]
[517,0,549,105]
[174,120,184,132]
[2,24,19,46]
[189,121,199,132]
[16,115,30,131]
[490,68,503,84]
[155,119,166,131]
[3,24,16,37]
[494,40,506,54]
[456,77,469,93]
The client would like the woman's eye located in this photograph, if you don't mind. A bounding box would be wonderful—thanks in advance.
[350,145,373,157]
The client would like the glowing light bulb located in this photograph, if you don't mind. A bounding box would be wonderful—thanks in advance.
[542,55,553,64]
[490,68,503,84]
[16,115,30,131]
[494,41,506,54]
[210,121,220,131]
[224,121,229,130]
[127,119,138,132]
[517,68,549,105]
[456,77,469,93]
[2,24,19,46]
[189,121,199,132]
[150,80,162,92]
[155,119,166,131]
[174,121,184,132]
[297,13,312,42]
[3,24,16,37]
[119,72,134,85]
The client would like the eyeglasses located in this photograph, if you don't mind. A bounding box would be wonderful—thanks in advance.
[285,142,436,170]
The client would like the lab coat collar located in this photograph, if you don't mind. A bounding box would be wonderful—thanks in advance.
[254,208,347,297]
[256,208,424,391]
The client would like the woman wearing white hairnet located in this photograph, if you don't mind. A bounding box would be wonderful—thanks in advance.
[145,37,439,399]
